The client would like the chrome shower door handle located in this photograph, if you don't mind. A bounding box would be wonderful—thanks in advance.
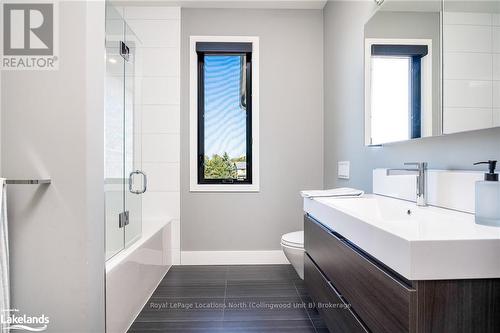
[141,171,148,194]
[129,170,147,194]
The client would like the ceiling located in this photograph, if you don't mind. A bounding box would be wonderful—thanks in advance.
[115,0,329,10]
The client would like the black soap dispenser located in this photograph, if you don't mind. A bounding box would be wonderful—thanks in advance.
[473,160,500,226]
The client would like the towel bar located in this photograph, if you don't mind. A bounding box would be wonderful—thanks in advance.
[5,179,51,185]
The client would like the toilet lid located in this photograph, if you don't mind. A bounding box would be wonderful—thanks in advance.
[281,231,304,248]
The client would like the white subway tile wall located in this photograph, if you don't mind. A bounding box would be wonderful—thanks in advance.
[493,54,500,80]
[494,109,500,126]
[443,80,492,108]
[124,6,181,263]
[142,134,181,163]
[494,81,500,107]
[142,163,180,192]
[141,77,181,104]
[141,48,180,77]
[443,107,494,133]
[443,12,499,134]
[142,105,180,134]
[142,192,181,222]
[444,53,492,80]
[125,20,180,48]
[444,25,492,52]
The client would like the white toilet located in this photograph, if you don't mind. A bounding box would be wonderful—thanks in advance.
[281,231,304,279]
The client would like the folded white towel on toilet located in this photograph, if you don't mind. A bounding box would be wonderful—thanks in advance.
[300,187,364,198]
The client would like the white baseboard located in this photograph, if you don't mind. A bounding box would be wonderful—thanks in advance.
[180,250,289,265]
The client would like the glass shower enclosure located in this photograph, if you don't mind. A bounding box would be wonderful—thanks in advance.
[105,4,144,260]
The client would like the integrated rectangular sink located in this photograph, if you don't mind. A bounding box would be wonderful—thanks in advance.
[304,194,500,280]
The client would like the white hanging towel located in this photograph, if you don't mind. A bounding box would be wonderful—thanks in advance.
[300,187,364,198]
[0,178,9,333]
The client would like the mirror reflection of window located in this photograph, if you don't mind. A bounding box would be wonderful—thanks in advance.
[371,44,428,144]
[365,41,431,145]
[371,57,411,144]
[364,1,441,146]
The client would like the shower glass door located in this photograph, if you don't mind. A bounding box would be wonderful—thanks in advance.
[105,3,143,260]
[105,4,125,260]
[124,22,143,248]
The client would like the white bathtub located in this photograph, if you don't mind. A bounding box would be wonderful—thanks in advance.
[105,220,173,333]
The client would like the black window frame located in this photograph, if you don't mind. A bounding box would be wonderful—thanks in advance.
[196,42,253,185]
[371,44,428,139]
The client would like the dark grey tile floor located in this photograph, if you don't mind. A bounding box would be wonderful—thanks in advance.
[128,265,328,332]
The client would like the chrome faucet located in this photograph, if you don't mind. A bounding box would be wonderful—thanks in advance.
[386,162,427,207]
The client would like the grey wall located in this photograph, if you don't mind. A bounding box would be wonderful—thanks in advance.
[324,1,500,192]
[1,1,105,332]
[181,8,324,251]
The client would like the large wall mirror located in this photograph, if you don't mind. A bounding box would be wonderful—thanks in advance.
[364,0,500,145]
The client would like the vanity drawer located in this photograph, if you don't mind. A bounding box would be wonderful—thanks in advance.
[305,253,368,333]
[304,215,416,333]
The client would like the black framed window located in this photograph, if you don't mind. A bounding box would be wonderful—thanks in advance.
[371,44,428,139]
[196,42,253,184]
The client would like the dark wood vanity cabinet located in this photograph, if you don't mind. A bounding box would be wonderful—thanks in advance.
[304,214,500,333]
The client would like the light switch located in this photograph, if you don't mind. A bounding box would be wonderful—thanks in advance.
[338,161,350,179]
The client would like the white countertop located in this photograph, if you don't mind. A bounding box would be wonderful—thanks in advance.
[304,194,500,280]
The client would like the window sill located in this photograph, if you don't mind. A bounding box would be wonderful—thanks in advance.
[190,184,260,192]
